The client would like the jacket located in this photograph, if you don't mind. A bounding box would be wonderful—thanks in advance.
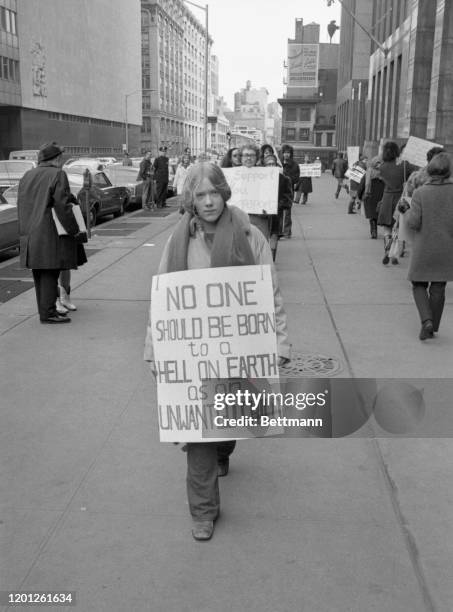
[153,155,169,181]
[17,163,80,269]
[406,180,453,282]
[332,157,348,179]
[137,158,152,181]
[144,208,291,361]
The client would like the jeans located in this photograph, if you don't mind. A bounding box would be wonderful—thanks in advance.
[142,179,154,209]
[186,441,236,519]
[412,281,447,332]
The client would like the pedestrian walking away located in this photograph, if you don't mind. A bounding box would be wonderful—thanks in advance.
[404,153,453,341]
[357,157,384,239]
[332,152,349,198]
[17,142,83,324]
[280,144,300,237]
[144,162,291,541]
[137,151,155,210]
[153,146,169,208]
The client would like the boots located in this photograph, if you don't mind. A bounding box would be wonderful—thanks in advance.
[382,235,392,265]
[59,285,77,311]
[370,219,377,239]
[347,199,356,214]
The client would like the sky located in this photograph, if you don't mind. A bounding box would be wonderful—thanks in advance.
[188,0,342,108]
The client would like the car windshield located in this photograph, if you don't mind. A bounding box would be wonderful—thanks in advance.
[0,161,34,173]
[105,167,138,183]
[64,166,88,175]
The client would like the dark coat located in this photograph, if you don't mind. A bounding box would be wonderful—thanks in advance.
[357,175,385,220]
[377,160,415,226]
[406,180,453,282]
[17,163,80,269]
[153,155,169,182]
[332,157,348,179]
[137,158,152,181]
[298,177,313,194]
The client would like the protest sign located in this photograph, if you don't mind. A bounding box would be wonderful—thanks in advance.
[401,136,443,168]
[222,167,279,214]
[345,166,366,183]
[347,146,360,167]
[150,265,279,442]
[299,163,322,177]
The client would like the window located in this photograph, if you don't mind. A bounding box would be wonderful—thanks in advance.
[300,107,311,121]
[326,133,333,147]
[285,128,296,140]
[286,108,297,121]
[299,128,310,141]
[93,173,109,188]
[315,132,322,146]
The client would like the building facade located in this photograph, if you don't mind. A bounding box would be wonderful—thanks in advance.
[141,0,212,157]
[365,0,453,156]
[232,81,268,136]
[278,19,338,166]
[0,0,142,159]
[336,0,373,153]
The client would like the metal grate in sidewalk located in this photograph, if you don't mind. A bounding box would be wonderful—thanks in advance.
[279,352,343,377]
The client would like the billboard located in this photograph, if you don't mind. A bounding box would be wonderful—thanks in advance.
[288,44,319,88]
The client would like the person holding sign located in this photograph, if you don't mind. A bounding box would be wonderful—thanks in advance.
[280,144,300,238]
[262,153,293,261]
[220,147,242,168]
[145,163,290,541]
[240,144,272,240]
[296,155,313,205]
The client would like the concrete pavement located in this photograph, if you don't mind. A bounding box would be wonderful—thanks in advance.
[0,177,452,612]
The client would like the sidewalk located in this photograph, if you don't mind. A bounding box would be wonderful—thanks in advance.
[0,178,452,612]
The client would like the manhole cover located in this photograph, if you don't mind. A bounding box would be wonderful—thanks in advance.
[279,352,343,377]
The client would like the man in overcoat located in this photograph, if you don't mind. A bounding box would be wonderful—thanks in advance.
[17,142,80,324]
[153,146,169,208]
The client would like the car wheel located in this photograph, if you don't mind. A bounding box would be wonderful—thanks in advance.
[88,205,98,227]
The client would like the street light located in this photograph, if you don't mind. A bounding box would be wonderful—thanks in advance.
[184,0,209,154]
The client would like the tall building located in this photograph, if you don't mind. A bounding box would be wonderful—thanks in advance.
[278,19,338,166]
[233,81,269,135]
[141,0,212,157]
[0,0,142,159]
[336,0,373,152]
[266,102,282,146]
[365,0,453,155]
[208,55,229,155]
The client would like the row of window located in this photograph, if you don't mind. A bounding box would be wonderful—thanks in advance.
[285,107,312,122]
[0,6,16,35]
[47,112,123,128]
[0,55,19,82]
[284,128,335,146]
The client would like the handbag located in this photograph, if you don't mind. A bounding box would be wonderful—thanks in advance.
[52,204,87,239]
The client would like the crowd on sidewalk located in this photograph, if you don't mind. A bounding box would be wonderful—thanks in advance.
[16,137,453,544]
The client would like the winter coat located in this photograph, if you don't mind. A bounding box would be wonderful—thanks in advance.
[17,163,80,270]
[298,177,313,194]
[173,163,193,195]
[406,180,453,282]
[144,207,291,361]
[377,160,415,226]
[137,158,152,181]
[282,159,300,190]
[153,155,169,182]
[357,175,385,220]
[332,157,348,179]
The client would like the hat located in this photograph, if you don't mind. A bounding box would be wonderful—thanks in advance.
[159,146,168,152]
[38,142,64,163]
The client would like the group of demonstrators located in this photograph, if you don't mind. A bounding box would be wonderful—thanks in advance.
[338,141,452,342]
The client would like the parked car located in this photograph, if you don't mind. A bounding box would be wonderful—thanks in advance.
[63,159,105,172]
[0,184,19,252]
[103,165,143,209]
[66,169,129,226]
[9,150,39,161]
[0,160,36,194]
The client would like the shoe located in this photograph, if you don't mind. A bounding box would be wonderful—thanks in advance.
[191,520,214,541]
[348,210,356,214]
[335,193,339,199]
[391,257,399,265]
[419,320,434,341]
[55,298,69,315]
[41,315,71,324]
[382,254,389,265]
[218,459,229,477]
[59,286,77,311]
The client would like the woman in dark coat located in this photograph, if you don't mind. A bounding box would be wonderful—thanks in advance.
[404,153,453,340]
[357,156,385,238]
[377,141,416,264]
[295,155,313,205]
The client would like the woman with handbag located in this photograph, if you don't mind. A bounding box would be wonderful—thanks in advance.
[404,153,453,340]
[144,162,291,541]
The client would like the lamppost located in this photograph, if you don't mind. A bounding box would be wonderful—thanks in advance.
[183,0,209,154]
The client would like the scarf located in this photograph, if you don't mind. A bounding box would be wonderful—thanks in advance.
[166,205,256,272]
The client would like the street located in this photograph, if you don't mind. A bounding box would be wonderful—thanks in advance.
[1,174,452,612]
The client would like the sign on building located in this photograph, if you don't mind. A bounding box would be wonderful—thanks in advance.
[222,167,279,214]
[287,43,319,88]
[150,266,279,442]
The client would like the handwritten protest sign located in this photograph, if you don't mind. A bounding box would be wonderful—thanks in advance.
[222,167,279,214]
[347,146,360,167]
[150,266,279,442]
[299,163,321,177]
[401,136,443,168]
[345,166,366,183]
